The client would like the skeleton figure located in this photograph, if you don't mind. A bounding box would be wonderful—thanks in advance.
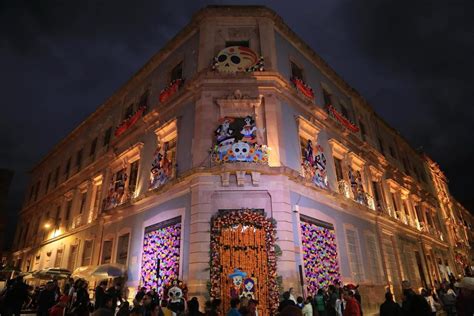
[240,116,257,143]
[214,46,259,73]
[167,282,186,315]
[215,118,234,143]
[241,277,256,299]
[229,268,247,299]
[304,139,314,165]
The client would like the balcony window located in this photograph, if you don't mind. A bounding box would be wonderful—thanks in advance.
[90,137,97,158]
[103,127,112,148]
[65,200,72,228]
[65,158,71,180]
[45,173,51,194]
[53,167,59,188]
[323,89,332,106]
[290,61,304,80]
[128,160,140,197]
[359,121,367,141]
[170,62,183,82]
[67,245,78,271]
[76,149,83,171]
[334,158,344,182]
[372,181,384,210]
[79,192,87,215]
[124,103,135,120]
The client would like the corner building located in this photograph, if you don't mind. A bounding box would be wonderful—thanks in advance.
[12,6,473,315]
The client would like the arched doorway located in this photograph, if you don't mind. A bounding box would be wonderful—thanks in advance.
[210,209,278,315]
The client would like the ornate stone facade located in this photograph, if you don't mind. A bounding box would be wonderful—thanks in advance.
[11,6,472,315]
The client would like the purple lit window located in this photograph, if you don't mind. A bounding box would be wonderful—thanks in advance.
[140,218,181,295]
[300,218,341,294]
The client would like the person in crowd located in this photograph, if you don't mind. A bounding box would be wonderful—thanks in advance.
[150,302,163,316]
[439,281,457,316]
[296,296,305,309]
[49,295,70,316]
[379,292,401,316]
[95,280,108,310]
[188,297,204,316]
[227,297,241,316]
[148,288,160,305]
[421,288,437,316]
[36,281,56,316]
[160,299,172,316]
[207,298,221,316]
[314,289,326,316]
[278,291,296,312]
[238,296,249,315]
[342,290,361,316]
[134,287,147,307]
[302,296,313,316]
[93,294,114,316]
[280,305,303,316]
[73,279,91,316]
[130,306,144,316]
[1,276,29,316]
[401,280,431,316]
[455,276,474,316]
[328,285,339,316]
[117,300,131,316]
[106,283,124,312]
[247,299,258,316]
[289,287,298,304]
[63,277,74,297]
[335,289,343,316]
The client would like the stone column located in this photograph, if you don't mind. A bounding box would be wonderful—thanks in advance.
[262,94,283,167]
[197,20,216,72]
[258,17,277,71]
[192,94,216,168]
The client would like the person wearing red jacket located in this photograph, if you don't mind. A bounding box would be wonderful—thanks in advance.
[343,290,361,316]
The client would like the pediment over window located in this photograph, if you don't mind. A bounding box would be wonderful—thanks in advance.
[215,90,262,118]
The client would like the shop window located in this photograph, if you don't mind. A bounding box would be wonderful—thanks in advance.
[116,233,130,265]
[101,240,113,264]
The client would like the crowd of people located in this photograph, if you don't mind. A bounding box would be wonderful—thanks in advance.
[0,274,473,316]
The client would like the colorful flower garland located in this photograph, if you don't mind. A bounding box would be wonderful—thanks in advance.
[291,77,315,100]
[159,78,184,103]
[115,105,147,137]
[326,104,360,133]
[300,220,341,294]
[210,209,279,315]
[140,222,181,296]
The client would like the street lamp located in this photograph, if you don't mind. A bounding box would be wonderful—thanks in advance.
[44,222,51,229]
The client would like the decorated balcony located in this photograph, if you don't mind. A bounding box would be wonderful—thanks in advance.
[211,116,269,164]
[301,139,328,189]
[326,104,359,133]
[159,78,184,103]
[115,105,147,137]
[212,46,264,73]
[291,77,315,100]
[102,169,128,211]
[338,179,351,199]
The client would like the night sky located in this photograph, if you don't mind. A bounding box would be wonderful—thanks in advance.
[1,1,473,246]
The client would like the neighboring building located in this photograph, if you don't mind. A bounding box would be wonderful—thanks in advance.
[11,6,473,315]
[0,169,14,264]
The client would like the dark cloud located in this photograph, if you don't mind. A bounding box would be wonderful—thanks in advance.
[0,0,472,249]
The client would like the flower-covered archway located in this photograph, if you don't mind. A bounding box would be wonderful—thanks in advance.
[210,209,278,316]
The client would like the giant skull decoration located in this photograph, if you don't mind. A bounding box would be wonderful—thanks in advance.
[168,286,183,303]
[232,141,250,161]
[215,46,259,73]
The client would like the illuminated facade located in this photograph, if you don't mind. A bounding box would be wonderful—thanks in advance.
[11,6,473,315]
